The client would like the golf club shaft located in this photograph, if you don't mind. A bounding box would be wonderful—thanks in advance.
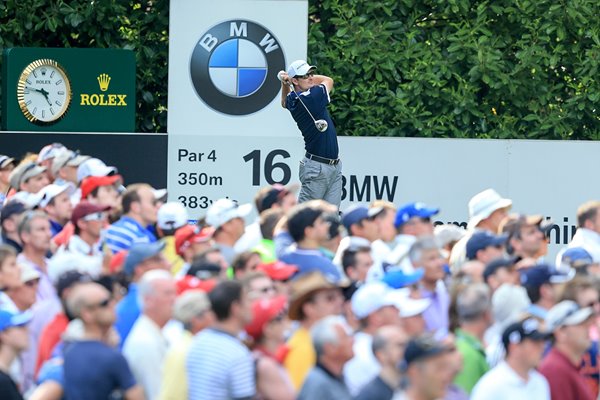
[288,83,320,124]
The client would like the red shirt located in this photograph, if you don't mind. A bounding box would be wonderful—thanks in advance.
[35,312,69,378]
[539,347,594,400]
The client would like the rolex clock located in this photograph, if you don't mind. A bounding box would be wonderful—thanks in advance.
[16,58,72,124]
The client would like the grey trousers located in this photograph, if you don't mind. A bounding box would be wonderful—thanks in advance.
[298,157,343,208]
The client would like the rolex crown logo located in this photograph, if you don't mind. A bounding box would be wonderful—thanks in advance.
[97,73,111,92]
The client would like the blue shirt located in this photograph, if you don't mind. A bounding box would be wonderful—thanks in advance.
[280,247,343,283]
[115,283,140,347]
[105,216,156,254]
[286,84,339,159]
[63,340,136,400]
[49,220,64,237]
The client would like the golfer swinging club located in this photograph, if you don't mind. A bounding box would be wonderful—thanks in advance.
[278,60,342,208]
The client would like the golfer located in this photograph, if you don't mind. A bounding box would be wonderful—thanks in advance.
[279,60,342,208]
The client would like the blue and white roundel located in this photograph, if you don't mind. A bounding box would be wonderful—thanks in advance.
[209,39,267,98]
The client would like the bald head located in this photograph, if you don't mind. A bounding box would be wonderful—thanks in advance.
[372,325,409,368]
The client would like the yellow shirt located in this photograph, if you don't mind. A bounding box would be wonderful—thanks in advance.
[284,326,316,391]
[158,331,192,400]
[162,236,185,276]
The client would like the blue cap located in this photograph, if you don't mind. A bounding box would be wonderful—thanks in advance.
[466,231,508,260]
[561,247,593,268]
[123,241,166,276]
[394,202,439,228]
[342,205,382,231]
[0,310,32,332]
[520,264,574,289]
[382,267,425,289]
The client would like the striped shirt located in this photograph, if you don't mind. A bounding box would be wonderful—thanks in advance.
[187,328,255,400]
[104,216,156,254]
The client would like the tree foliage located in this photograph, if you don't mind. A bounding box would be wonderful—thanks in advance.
[0,0,168,132]
[1,0,599,138]
[308,0,600,139]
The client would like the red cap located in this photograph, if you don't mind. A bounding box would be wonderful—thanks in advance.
[81,174,122,199]
[175,275,217,295]
[110,250,128,273]
[245,295,288,341]
[257,261,298,281]
[70,201,111,226]
[175,225,214,256]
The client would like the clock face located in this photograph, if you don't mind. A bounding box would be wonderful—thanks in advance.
[16,59,72,124]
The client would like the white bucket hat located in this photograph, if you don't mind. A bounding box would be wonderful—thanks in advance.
[467,189,512,229]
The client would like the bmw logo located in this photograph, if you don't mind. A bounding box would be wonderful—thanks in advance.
[190,20,286,115]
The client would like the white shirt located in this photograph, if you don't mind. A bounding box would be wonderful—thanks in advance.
[234,220,262,253]
[471,361,551,400]
[343,331,380,396]
[48,235,103,281]
[555,227,600,266]
[386,235,416,271]
[123,315,168,400]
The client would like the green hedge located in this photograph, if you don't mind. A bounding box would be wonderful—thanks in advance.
[1,0,599,138]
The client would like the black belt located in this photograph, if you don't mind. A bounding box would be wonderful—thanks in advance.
[305,152,340,165]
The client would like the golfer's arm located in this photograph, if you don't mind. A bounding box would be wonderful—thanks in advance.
[313,75,334,93]
[280,83,291,108]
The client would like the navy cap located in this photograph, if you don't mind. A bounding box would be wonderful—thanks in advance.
[394,202,439,228]
[123,241,166,276]
[0,201,26,224]
[520,264,574,289]
[382,267,425,289]
[502,317,551,350]
[466,231,508,260]
[483,257,516,282]
[342,205,382,231]
[403,334,453,368]
[561,247,594,269]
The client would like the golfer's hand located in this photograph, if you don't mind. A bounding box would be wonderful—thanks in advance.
[278,71,290,85]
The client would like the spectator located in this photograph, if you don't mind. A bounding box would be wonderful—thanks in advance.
[0,310,32,400]
[284,271,344,390]
[409,237,450,337]
[3,264,40,312]
[1,202,26,253]
[556,201,600,265]
[80,174,122,211]
[256,260,298,296]
[0,155,16,205]
[187,280,256,400]
[63,282,143,400]
[540,300,596,400]
[341,243,373,284]
[156,201,188,275]
[205,198,252,265]
[242,271,277,301]
[471,318,551,400]
[369,200,397,261]
[160,290,213,400]
[37,143,66,182]
[560,247,600,276]
[231,251,261,280]
[344,282,401,395]
[105,183,160,253]
[9,161,49,194]
[50,148,89,187]
[253,208,284,262]
[334,204,382,267]
[298,315,354,400]
[520,263,574,318]
[115,241,169,344]
[123,269,177,400]
[245,295,295,400]
[189,247,229,280]
[450,189,512,271]
[500,214,549,260]
[387,201,439,274]
[401,334,455,400]
[38,184,74,237]
[0,245,22,299]
[76,157,118,184]
[279,203,343,283]
[452,283,491,394]
[483,256,521,292]
[48,201,110,281]
[356,325,408,400]
[174,225,214,275]
[434,224,466,263]
[462,231,507,282]
[396,292,431,337]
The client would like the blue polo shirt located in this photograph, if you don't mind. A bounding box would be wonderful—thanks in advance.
[104,216,156,254]
[286,84,339,159]
[115,283,140,348]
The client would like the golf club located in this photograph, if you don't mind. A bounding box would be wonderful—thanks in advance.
[278,71,328,132]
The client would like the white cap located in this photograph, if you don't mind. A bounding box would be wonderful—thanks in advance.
[20,263,41,283]
[351,281,398,319]
[546,300,594,331]
[38,183,75,208]
[287,60,316,78]
[51,148,90,176]
[152,188,167,201]
[492,283,531,326]
[157,202,188,230]
[10,191,45,209]
[386,288,431,318]
[205,198,251,229]
[37,143,66,163]
[467,189,512,229]
[77,158,118,183]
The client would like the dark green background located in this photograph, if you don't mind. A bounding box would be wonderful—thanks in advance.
[2,47,135,132]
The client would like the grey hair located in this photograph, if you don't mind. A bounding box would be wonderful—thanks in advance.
[17,210,48,237]
[456,283,491,323]
[311,315,348,358]
[137,269,173,308]
[408,236,440,265]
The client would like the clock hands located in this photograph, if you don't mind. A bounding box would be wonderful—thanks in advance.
[25,86,52,105]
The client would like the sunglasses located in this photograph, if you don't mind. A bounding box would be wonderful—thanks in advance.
[24,278,40,288]
[296,72,314,80]
[258,285,277,294]
[86,297,112,309]
[82,212,107,222]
